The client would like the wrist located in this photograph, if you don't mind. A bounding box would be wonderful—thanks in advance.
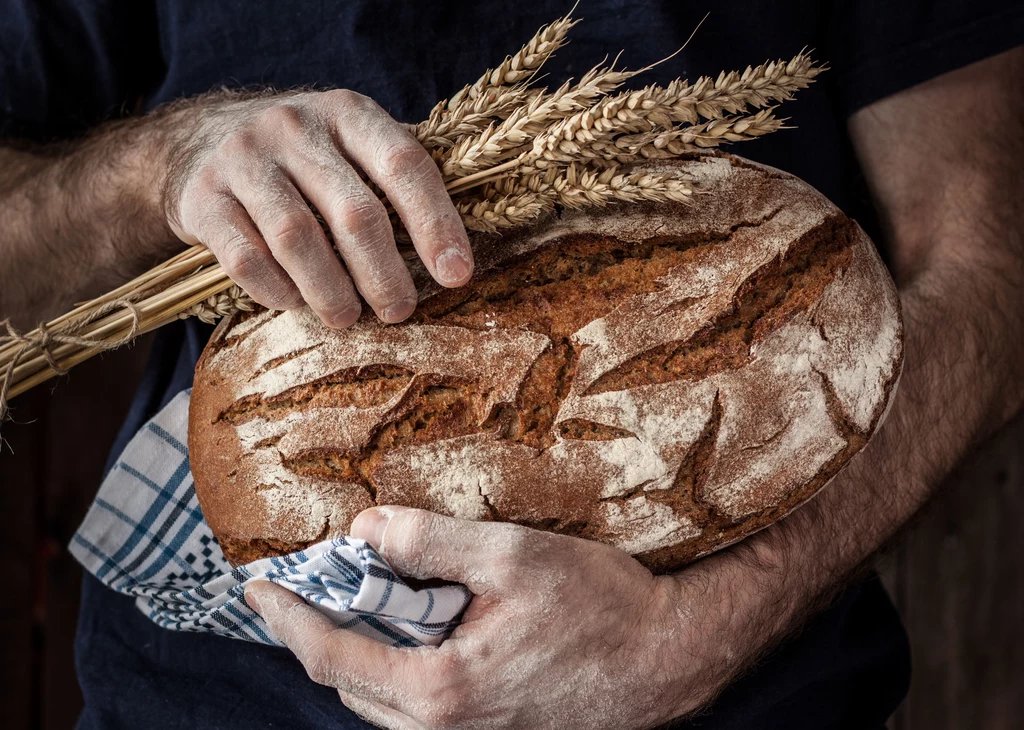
[659,545,807,720]
[694,469,908,647]
[85,107,192,282]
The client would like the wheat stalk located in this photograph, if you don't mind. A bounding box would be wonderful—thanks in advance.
[517,51,821,170]
[457,162,693,233]
[414,14,578,149]
[441,57,645,178]
[0,10,824,420]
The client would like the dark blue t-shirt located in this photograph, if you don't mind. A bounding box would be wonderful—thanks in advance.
[2,1,1022,728]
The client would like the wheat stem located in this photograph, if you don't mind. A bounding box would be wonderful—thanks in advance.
[0,9,824,416]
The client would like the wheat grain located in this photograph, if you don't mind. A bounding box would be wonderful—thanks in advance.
[180,285,255,324]
[442,59,640,178]
[416,87,543,152]
[414,14,577,149]
[685,51,822,121]
[457,14,578,98]
[550,162,694,207]
[457,189,559,233]
[596,107,786,161]
[0,9,824,415]
[519,52,820,170]
[450,161,693,234]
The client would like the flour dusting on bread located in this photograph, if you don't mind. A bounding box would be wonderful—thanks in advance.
[188,153,904,571]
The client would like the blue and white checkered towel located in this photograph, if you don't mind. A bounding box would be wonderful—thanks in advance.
[69,389,471,648]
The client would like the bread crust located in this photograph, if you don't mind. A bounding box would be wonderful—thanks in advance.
[189,152,904,572]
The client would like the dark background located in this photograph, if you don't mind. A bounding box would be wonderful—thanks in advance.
[0,341,1021,729]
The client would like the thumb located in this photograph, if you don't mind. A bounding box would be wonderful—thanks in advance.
[349,505,406,549]
[350,506,526,593]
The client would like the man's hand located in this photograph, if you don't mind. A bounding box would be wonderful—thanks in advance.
[246,507,769,730]
[243,47,1024,730]
[0,89,473,327]
[164,91,472,326]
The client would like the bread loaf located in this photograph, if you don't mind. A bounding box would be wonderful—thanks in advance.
[188,152,903,573]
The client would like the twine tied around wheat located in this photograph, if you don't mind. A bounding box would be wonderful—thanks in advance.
[0,10,824,422]
[0,300,142,418]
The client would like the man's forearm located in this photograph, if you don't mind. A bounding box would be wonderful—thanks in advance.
[675,238,1024,681]
[0,113,187,326]
[754,249,1021,613]
[698,50,1024,656]
[2,86,476,332]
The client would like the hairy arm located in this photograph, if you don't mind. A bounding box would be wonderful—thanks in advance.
[0,90,473,330]
[0,116,178,327]
[707,46,1024,660]
[241,49,1024,730]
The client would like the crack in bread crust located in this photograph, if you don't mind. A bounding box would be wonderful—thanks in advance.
[587,213,853,394]
[188,154,904,571]
[216,213,852,496]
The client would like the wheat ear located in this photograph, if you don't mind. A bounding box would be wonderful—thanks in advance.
[520,52,822,170]
[455,161,693,233]
[0,8,825,416]
[414,14,578,149]
[442,57,644,178]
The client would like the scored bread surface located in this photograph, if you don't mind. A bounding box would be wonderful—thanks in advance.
[189,153,903,572]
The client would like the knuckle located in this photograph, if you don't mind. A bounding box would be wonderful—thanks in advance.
[418,210,463,241]
[457,635,495,664]
[427,650,464,682]
[497,522,532,555]
[368,272,415,308]
[297,629,341,687]
[262,285,304,311]
[190,165,223,196]
[421,688,467,729]
[218,239,297,308]
[332,194,390,243]
[401,509,439,546]
[419,705,449,729]
[219,127,261,158]
[316,289,359,322]
[489,525,533,575]
[258,103,306,136]
[303,654,333,686]
[219,237,265,282]
[385,510,437,576]
[176,170,225,227]
[377,140,432,180]
[266,211,318,255]
[323,87,372,112]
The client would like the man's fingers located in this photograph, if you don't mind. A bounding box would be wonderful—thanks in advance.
[280,131,419,323]
[325,90,474,289]
[229,163,363,328]
[337,689,425,730]
[351,506,540,593]
[184,197,301,311]
[245,581,423,706]
[172,91,474,328]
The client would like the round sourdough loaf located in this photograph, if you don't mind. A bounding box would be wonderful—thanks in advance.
[189,152,903,572]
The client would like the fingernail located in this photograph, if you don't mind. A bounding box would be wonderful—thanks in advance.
[434,247,472,286]
[380,297,417,323]
[244,583,266,614]
[329,304,362,328]
[350,507,403,547]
